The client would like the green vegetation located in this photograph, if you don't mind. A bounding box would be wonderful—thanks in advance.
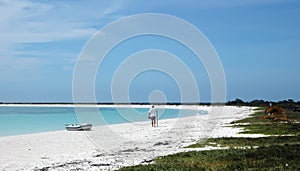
[232,107,265,124]
[226,98,300,108]
[187,136,300,148]
[239,122,300,135]
[120,144,300,171]
[119,103,300,170]
[232,107,300,135]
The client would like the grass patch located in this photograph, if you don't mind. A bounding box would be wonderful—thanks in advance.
[231,117,259,125]
[231,108,300,135]
[186,136,300,148]
[232,108,300,124]
[230,107,265,124]
[286,110,300,121]
[119,144,300,171]
[239,122,300,135]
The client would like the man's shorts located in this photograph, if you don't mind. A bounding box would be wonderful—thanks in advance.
[150,116,156,120]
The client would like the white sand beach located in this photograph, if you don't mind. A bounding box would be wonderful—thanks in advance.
[0,105,260,170]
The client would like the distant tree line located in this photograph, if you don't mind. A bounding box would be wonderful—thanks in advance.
[1,99,300,109]
[226,98,300,109]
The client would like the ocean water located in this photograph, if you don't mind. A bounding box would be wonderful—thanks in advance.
[0,106,207,137]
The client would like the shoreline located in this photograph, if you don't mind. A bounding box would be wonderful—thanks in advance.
[0,103,209,110]
[0,105,259,170]
[0,104,209,138]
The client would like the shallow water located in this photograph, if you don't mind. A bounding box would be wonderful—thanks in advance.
[0,106,207,136]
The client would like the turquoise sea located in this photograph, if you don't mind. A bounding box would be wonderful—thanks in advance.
[0,106,207,137]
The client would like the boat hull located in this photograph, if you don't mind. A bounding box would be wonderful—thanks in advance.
[65,123,92,131]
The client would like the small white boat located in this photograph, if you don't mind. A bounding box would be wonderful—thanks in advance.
[65,123,92,131]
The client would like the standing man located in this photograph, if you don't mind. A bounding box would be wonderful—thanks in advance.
[148,105,157,127]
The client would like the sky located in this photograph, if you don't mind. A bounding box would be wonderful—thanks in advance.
[0,0,299,103]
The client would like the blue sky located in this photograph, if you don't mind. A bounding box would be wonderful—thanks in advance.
[0,0,299,103]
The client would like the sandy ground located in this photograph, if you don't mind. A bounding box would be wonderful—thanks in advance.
[0,105,261,170]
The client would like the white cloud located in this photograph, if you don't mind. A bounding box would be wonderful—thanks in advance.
[0,0,123,43]
[0,0,123,82]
